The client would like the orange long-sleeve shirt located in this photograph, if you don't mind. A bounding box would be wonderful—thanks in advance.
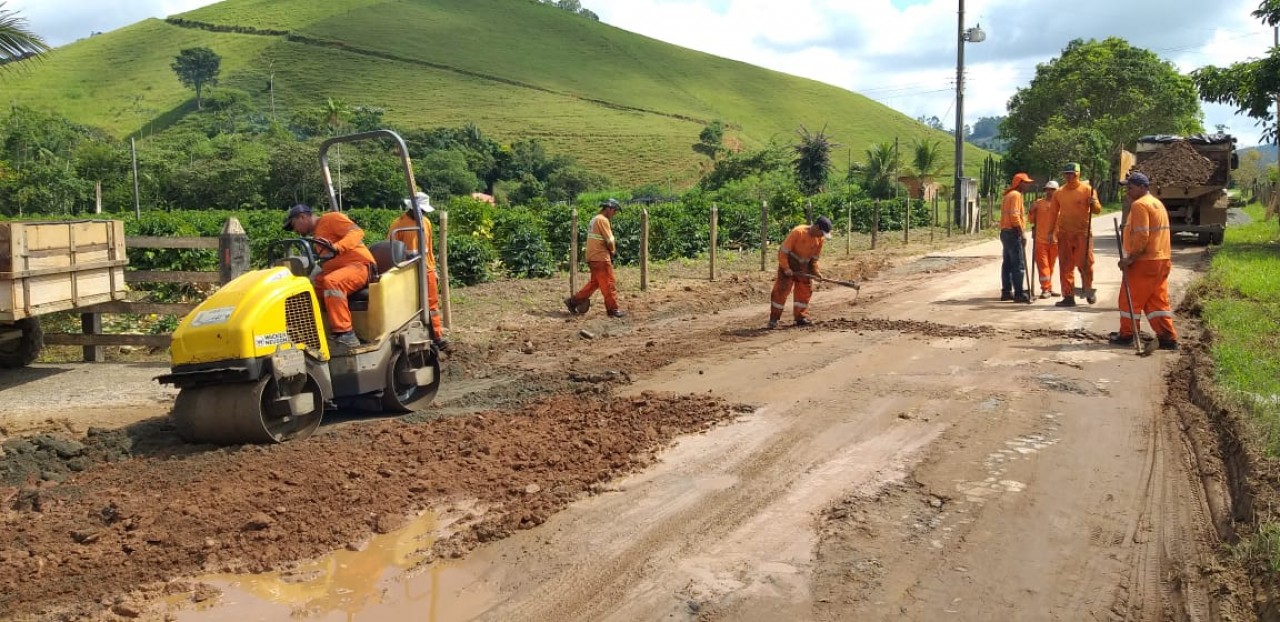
[314,212,375,272]
[585,213,616,263]
[999,190,1026,230]
[1123,193,1172,261]
[778,225,824,273]
[1027,197,1057,243]
[1050,180,1102,235]
[388,212,437,272]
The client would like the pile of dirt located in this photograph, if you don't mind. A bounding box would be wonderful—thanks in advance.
[0,420,191,489]
[0,392,741,620]
[1133,140,1215,186]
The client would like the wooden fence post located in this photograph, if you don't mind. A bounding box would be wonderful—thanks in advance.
[218,217,250,285]
[709,203,718,281]
[439,211,452,328]
[94,181,102,215]
[640,208,649,291]
[80,313,103,363]
[904,194,911,244]
[845,201,852,256]
[569,206,578,295]
[931,195,937,243]
[946,194,952,237]
[871,200,879,250]
[805,199,813,223]
[759,200,768,271]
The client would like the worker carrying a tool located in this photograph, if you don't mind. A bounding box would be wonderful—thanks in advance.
[388,191,450,353]
[283,203,377,348]
[565,198,625,318]
[1027,180,1060,298]
[1051,162,1102,307]
[768,216,832,329]
[999,173,1032,303]
[1111,171,1178,350]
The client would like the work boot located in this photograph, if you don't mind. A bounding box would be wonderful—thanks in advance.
[564,297,579,315]
[1039,291,1052,299]
[794,317,813,327]
[332,331,361,348]
[1055,296,1076,307]
[1000,292,1014,301]
[434,338,453,354]
[1158,339,1180,351]
[1108,332,1134,346]
[767,319,778,330]
[1013,293,1031,303]
[607,309,626,318]
[1086,294,1097,305]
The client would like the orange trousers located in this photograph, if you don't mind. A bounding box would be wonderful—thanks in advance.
[1033,240,1058,293]
[1057,232,1094,298]
[426,268,444,341]
[1118,259,1177,341]
[315,262,371,334]
[572,261,618,312]
[770,269,813,321]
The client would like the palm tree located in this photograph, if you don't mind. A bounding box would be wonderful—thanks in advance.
[0,3,49,65]
[861,141,900,200]
[908,138,944,199]
[794,124,836,198]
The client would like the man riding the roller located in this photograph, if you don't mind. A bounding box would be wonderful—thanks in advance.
[998,172,1032,303]
[388,191,451,353]
[1051,162,1102,307]
[565,198,625,318]
[1112,171,1178,350]
[768,216,831,329]
[283,203,376,349]
[1027,180,1060,298]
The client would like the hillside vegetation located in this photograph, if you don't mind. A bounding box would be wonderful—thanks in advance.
[0,0,986,186]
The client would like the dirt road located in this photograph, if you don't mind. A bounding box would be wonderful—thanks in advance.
[0,218,1246,621]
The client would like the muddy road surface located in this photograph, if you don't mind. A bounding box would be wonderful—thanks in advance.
[0,219,1246,621]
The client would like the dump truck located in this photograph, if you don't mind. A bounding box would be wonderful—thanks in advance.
[1123,133,1238,245]
[0,219,129,368]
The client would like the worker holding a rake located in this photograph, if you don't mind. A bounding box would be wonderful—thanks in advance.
[1112,171,1178,351]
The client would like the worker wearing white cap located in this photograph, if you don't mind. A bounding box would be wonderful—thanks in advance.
[1026,180,1061,298]
[388,191,449,353]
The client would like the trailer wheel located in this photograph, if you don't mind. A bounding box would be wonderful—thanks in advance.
[1212,231,1225,245]
[0,318,43,369]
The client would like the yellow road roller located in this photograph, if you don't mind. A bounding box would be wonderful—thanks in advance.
[157,130,441,444]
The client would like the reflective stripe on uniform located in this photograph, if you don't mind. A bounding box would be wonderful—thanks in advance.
[324,289,346,298]
[793,302,809,309]
[1118,311,1138,319]
[1146,310,1174,319]
[429,310,441,317]
[771,302,785,310]
[587,233,606,240]
[1132,226,1170,232]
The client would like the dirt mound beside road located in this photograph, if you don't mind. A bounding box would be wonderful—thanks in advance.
[0,392,740,620]
[1134,140,1215,186]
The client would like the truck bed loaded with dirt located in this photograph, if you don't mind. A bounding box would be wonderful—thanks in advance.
[1128,133,1238,245]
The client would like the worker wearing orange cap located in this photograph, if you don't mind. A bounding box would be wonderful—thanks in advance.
[284,203,377,349]
[999,173,1032,303]
[1027,180,1060,298]
[388,191,450,353]
[1051,162,1102,307]
[1111,171,1178,349]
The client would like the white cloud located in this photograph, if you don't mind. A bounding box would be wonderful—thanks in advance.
[9,0,1277,145]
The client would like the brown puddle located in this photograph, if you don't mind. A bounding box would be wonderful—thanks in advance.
[173,511,496,621]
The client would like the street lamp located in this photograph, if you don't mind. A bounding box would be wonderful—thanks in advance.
[954,0,985,229]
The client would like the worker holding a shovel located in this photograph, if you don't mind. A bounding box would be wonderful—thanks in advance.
[768,216,832,329]
[999,173,1033,303]
[1112,172,1178,350]
[1027,180,1060,298]
[1051,162,1102,307]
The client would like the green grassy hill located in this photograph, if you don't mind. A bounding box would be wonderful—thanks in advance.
[0,0,989,186]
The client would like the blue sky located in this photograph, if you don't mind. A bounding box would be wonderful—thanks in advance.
[10,0,1277,147]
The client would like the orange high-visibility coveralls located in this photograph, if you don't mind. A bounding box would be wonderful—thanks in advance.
[770,225,825,322]
[1051,180,1102,297]
[571,213,618,312]
[1027,196,1059,294]
[313,212,376,335]
[1119,193,1177,342]
[389,212,444,340]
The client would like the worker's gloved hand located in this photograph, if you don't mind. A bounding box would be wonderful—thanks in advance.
[784,268,794,277]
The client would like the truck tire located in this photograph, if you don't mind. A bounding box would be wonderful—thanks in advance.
[1212,231,1225,245]
[0,318,44,369]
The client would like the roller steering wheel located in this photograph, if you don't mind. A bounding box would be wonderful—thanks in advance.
[309,238,339,264]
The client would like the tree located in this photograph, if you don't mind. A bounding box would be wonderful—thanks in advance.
[793,125,837,197]
[1193,2,1280,143]
[916,115,945,132]
[171,47,221,110]
[693,120,725,162]
[0,3,49,65]
[1002,38,1202,180]
[860,141,901,200]
[908,138,943,198]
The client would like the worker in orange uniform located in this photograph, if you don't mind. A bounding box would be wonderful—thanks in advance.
[1027,180,1060,299]
[565,198,625,318]
[1111,171,1178,350]
[1051,162,1102,307]
[999,172,1032,303]
[283,203,377,348]
[388,191,451,353]
[768,216,832,329]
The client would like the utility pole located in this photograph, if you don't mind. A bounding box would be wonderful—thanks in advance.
[954,0,966,230]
